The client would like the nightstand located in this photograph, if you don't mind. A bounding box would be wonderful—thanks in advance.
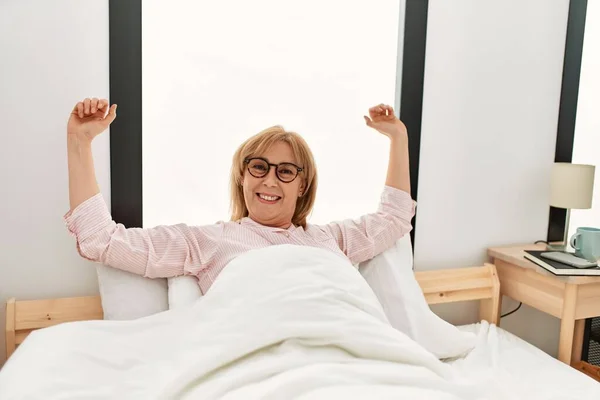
[487,243,600,366]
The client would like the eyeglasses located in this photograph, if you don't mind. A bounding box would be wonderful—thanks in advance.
[244,157,303,183]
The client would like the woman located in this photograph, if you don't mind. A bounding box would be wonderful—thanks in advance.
[65,98,415,294]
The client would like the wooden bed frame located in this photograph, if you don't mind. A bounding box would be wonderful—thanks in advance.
[5,263,500,360]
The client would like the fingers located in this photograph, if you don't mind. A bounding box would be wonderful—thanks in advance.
[74,102,84,118]
[90,98,99,113]
[368,106,383,119]
[363,115,373,127]
[368,104,395,119]
[379,103,394,117]
[98,99,109,111]
[386,104,394,116]
[73,98,111,118]
[103,104,118,125]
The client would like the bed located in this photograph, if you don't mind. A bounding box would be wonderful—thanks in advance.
[3,245,600,399]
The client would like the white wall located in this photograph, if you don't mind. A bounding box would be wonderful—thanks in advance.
[414,0,570,356]
[0,1,110,365]
[569,0,600,235]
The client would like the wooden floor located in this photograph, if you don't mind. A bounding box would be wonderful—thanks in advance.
[573,361,600,382]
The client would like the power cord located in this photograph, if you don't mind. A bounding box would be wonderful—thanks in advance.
[500,239,544,319]
[508,239,597,320]
[501,302,522,318]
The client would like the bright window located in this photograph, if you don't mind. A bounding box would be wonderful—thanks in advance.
[142,0,402,227]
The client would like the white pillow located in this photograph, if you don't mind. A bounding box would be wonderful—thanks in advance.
[358,235,477,359]
[167,275,203,309]
[96,264,169,320]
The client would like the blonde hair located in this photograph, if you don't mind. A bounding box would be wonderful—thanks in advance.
[230,126,318,228]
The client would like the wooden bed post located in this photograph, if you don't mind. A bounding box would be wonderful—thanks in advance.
[479,263,501,325]
[4,295,103,360]
[414,263,502,326]
[5,298,16,360]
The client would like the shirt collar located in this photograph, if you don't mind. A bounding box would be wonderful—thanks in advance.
[240,217,297,232]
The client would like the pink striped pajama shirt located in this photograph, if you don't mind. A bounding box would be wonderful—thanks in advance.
[64,186,416,294]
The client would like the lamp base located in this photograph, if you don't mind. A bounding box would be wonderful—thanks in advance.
[546,208,572,253]
[546,243,570,253]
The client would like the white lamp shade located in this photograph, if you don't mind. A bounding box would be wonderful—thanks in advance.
[549,163,595,209]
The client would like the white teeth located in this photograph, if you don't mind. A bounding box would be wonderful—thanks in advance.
[259,194,279,201]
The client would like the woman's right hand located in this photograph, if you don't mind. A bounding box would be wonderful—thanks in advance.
[67,98,117,142]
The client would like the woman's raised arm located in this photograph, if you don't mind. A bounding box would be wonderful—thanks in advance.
[65,98,221,279]
[364,104,410,194]
[317,104,415,264]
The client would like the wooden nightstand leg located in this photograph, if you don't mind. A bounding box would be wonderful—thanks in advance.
[558,284,578,364]
[571,319,585,364]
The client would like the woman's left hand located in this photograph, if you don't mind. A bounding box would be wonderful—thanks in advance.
[364,104,407,141]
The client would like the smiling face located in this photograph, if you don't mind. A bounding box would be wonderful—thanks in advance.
[241,141,305,229]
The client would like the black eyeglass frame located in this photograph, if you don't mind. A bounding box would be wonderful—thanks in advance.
[244,157,304,183]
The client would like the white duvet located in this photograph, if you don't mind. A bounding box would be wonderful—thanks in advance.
[454,323,600,400]
[0,246,539,399]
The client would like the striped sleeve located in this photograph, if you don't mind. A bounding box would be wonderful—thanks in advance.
[64,193,222,278]
[317,186,416,264]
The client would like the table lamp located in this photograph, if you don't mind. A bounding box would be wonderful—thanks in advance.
[548,162,595,252]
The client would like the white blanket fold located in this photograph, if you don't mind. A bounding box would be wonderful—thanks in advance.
[0,245,500,399]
